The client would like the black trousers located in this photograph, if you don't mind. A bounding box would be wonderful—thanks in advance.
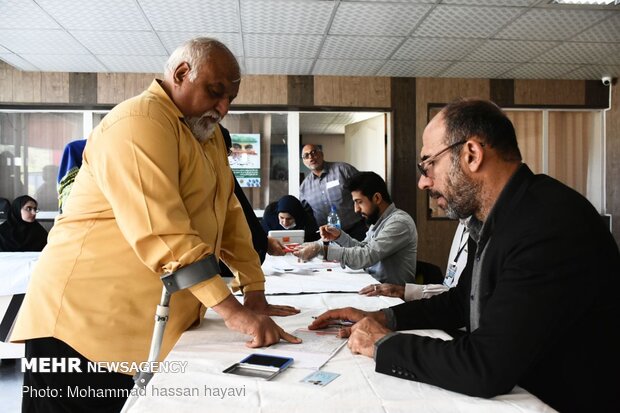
[22,337,134,413]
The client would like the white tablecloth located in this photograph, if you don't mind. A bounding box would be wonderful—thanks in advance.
[0,252,40,296]
[261,254,378,295]
[0,252,40,358]
[127,269,554,413]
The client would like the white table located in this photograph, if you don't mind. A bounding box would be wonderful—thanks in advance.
[127,262,554,413]
[0,252,40,296]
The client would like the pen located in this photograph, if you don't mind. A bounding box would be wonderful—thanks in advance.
[311,316,354,327]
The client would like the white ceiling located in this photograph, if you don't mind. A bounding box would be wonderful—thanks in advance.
[0,0,618,80]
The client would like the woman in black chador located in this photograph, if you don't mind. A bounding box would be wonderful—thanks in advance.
[0,195,48,252]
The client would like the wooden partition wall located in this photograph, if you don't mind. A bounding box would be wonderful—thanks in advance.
[1,61,618,269]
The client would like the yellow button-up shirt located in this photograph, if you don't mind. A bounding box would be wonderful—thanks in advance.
[12,80,264,367]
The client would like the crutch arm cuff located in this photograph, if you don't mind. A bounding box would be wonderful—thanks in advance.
[160,254,220,294]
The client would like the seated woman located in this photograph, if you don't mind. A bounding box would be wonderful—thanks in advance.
[262,195,320,242]
[0,195,48,252]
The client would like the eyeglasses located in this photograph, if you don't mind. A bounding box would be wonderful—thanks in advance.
[24,206,39,213]
[302,149,321,160]
[417,140,467,178]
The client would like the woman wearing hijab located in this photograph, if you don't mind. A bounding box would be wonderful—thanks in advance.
[262,195,320,242]
[0,195,48,252]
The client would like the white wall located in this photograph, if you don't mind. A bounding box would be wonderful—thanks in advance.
[344,115,386,178]
[301,134,346,170]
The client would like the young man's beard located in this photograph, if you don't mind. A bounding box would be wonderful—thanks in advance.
[363,205,381,226]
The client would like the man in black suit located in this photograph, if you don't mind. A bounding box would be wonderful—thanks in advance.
[310,98,619,413]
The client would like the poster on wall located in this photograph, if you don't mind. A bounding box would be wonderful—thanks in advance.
[229,133,261,187]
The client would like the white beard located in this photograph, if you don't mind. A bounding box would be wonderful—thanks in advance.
[186,111,220,142]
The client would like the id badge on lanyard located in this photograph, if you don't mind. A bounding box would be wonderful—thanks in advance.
[444,263,458,287]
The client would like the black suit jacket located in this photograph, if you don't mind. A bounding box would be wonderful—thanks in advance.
[217,125,268,278]
[376,164,620,413]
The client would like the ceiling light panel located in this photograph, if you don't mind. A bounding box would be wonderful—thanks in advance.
[393,37,482,60]
[465,39,558,63]
[0,29,88,54]
[377,60,453,77]
[71,31,167,56]
[414,5,523,38]
[330,2,432,36]
[36,0,149,31]
[496,8,609,41]
[0,54,40,71]
[20,54,107,72]
[504,62,580,78]
[244,34,323,58]
[157,32,243,56]
[441,61,517,78]
[534,42,620,65]
[571,13,620,42]
[240,0,335,34]
[320,36,403,59]
[313,59,384,76]
[0,0,60,29]
[138,0,239,32]
[245,58,314,75]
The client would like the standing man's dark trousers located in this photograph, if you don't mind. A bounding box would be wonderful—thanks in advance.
[22,337,134,413]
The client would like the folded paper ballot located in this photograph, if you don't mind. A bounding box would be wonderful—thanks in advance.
[258,328,347,369]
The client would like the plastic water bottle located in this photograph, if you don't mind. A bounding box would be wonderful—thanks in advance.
[327,204,341,230]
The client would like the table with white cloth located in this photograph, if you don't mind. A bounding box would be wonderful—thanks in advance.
[0,252,40,297]
[126,255,554,413]
[0,252,40,358]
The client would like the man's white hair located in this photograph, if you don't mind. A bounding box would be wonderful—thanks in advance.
[164,37,240,82]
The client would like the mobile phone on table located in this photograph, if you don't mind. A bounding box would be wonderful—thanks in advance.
[223,354,294,380]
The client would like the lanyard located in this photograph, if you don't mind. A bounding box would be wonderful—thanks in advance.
[452,226,469,264]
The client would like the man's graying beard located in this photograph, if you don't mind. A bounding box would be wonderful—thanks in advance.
[443,154,482,220]
[187,110,220,142]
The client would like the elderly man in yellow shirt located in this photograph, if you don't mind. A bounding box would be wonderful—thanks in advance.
[12,37,300,412]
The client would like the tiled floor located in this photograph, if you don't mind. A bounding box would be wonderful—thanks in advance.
[0,359,23,412]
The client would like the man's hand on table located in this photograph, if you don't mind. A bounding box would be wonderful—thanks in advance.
[347,317,391,358]
[359,283,405,299]
[308,306,388,338]
[213,294,301,347]
[243,290,300,317]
